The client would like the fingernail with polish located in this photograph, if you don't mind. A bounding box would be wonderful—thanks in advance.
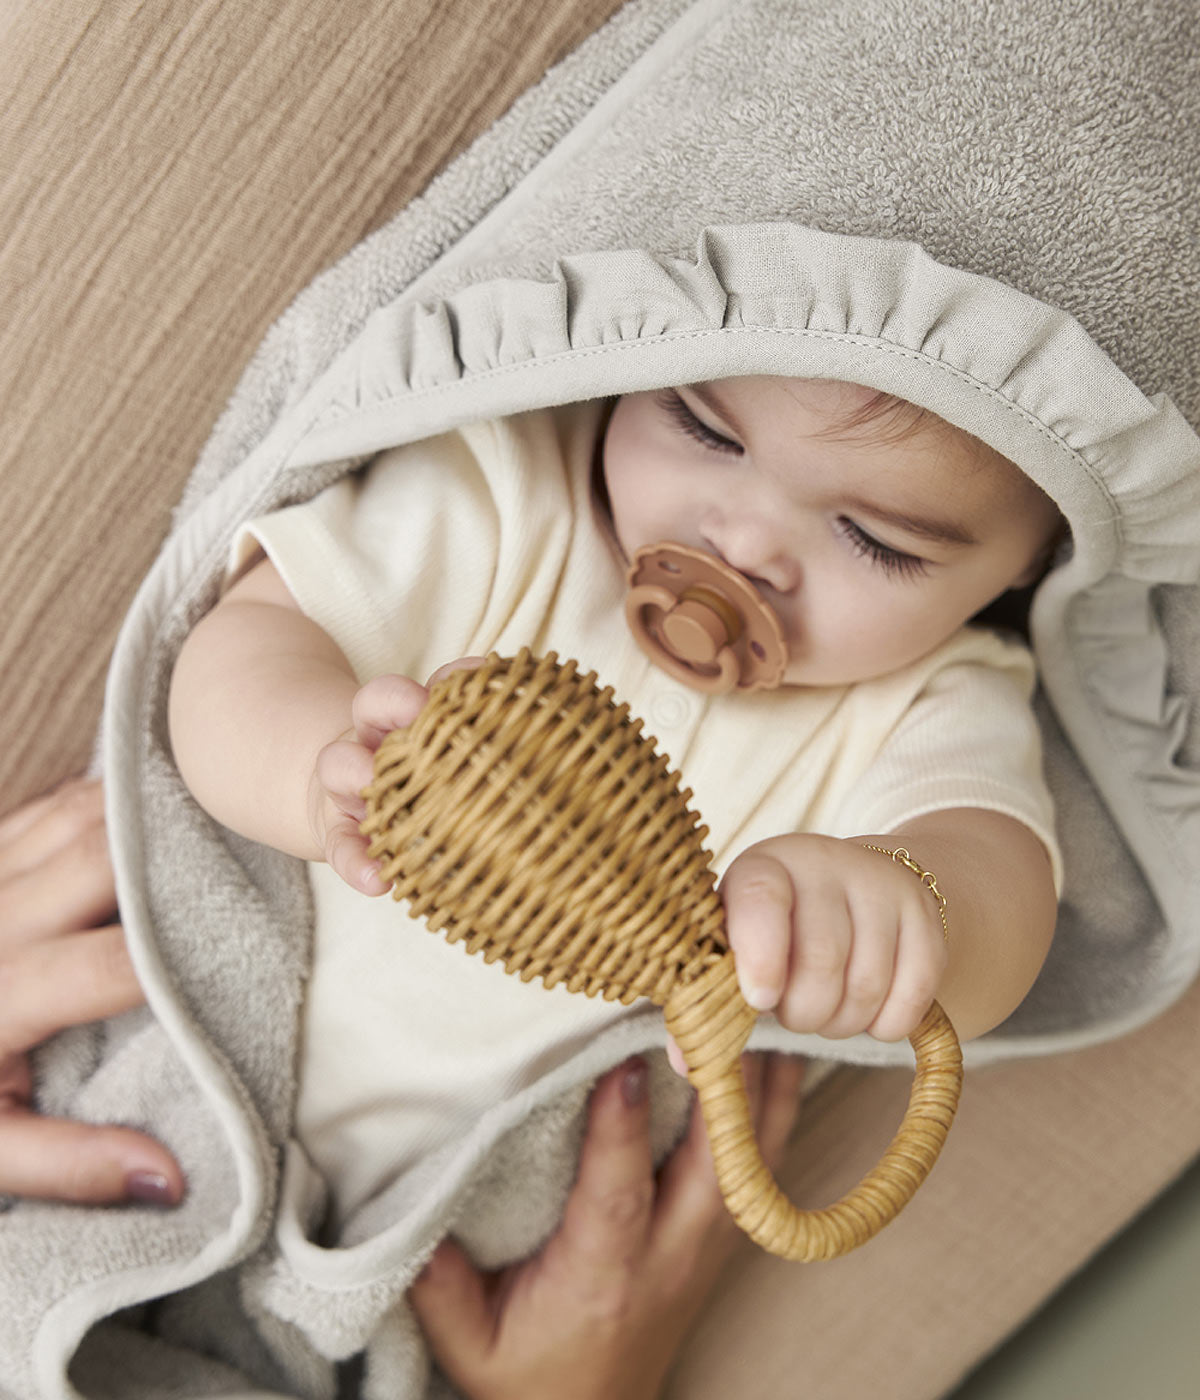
[621,1057,648,1107]
[125,1171,178,1206]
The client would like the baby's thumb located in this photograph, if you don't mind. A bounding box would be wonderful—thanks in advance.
[352,674,431,751]
[409,1238,493,1378]
[426,655,486,687]
[720,850,794,1013]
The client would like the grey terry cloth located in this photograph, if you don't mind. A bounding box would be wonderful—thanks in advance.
[4,1,1198,1397]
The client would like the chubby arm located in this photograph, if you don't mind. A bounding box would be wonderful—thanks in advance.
[883,809,1057,1039]
[169,556,355,859]
[723,808,1057,1044]
[168,556,429,892]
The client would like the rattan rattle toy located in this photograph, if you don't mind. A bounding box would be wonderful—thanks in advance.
[361,649,963,1262]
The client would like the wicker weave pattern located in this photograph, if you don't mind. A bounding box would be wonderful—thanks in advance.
[364,651,729,1003]
[362,649,963,1261]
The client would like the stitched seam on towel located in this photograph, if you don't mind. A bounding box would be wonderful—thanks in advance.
[312,325,1121,540]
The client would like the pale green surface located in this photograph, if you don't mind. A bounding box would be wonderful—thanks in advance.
[950,1159,1200,1400]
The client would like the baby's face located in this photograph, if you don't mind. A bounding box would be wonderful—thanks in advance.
[602,377,1062,687]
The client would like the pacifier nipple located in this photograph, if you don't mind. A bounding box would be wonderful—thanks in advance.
[625,542,788,694]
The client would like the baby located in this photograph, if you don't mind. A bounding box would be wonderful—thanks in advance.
[169,375,1062,1225]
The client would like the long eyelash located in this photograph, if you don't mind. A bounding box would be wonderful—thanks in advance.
[656,390,743,455]
[838,518,928,580]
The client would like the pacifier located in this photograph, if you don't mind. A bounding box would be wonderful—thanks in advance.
[625,542,788,694]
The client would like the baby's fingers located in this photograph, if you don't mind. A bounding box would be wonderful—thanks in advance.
[664,1034,688,1077]
[867,912,946,1042]
[818,897,899,1039]
[316,740,376,815]
[775,884,852,1032]
[315,743,388,893]
[720,852,795,1012]
[351,674,431,750]
[324,807,389,895]
[426,656,486,688]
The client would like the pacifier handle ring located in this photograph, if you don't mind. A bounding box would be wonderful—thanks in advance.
[625,583,742,694]
[625,542,788,693]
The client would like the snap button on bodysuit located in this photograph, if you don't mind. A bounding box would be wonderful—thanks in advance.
[625,542,788,694]
[649,689,691,730]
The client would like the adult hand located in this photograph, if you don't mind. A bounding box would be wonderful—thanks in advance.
[0,778,184,1205]
[411,1051,803,1400]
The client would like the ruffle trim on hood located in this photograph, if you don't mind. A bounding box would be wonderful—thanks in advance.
[173,220,1199,1062]
[1035,572,1200,943]
[206,218,1196,1053]
[278,223,1200,592]
[153,219,1200,1064]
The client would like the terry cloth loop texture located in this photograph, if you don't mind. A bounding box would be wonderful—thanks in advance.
[254,220,1200,1042]
[8,1,1198,1398]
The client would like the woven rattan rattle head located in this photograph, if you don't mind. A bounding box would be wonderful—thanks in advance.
[361,649,962,1261]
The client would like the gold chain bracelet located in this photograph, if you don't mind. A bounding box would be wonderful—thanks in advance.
[861,845,950,945]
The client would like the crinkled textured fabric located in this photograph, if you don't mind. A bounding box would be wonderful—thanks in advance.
[5,0,1198,1396]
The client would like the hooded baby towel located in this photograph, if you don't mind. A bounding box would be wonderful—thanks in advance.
[5,1,1199,1397]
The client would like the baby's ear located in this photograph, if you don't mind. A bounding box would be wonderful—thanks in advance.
[1011,557,1045,590]
[1012,517,1069,589]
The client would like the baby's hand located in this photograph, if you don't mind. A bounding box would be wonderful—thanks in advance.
[721,834,949,1043]
[308,660,482,895]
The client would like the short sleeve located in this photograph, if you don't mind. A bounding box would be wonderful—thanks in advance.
[831,632,1063,892]
[226,428,505,682]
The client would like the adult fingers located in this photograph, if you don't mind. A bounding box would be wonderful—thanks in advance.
[754,1052,806,1171]
[720,851,795,1012]
[652,1074,728,1258]
[408,1237,495,1388]
[0,777,104,876]
[555,1058,655,1276]
[0,790,59,850]
[1,818,117,951]
[654,1052,805,1259]
[0,926,144,1055]
[351,674,431,751]
[0,1112,183,1205]
[0,925,184,1205]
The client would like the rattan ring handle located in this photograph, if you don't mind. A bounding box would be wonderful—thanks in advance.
[664,957,962,1261]
[361,649,963,1261]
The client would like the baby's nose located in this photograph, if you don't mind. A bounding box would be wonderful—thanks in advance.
[701,515,798,594]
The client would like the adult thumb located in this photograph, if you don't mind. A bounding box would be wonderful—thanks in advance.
[409,1237,493,1377]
